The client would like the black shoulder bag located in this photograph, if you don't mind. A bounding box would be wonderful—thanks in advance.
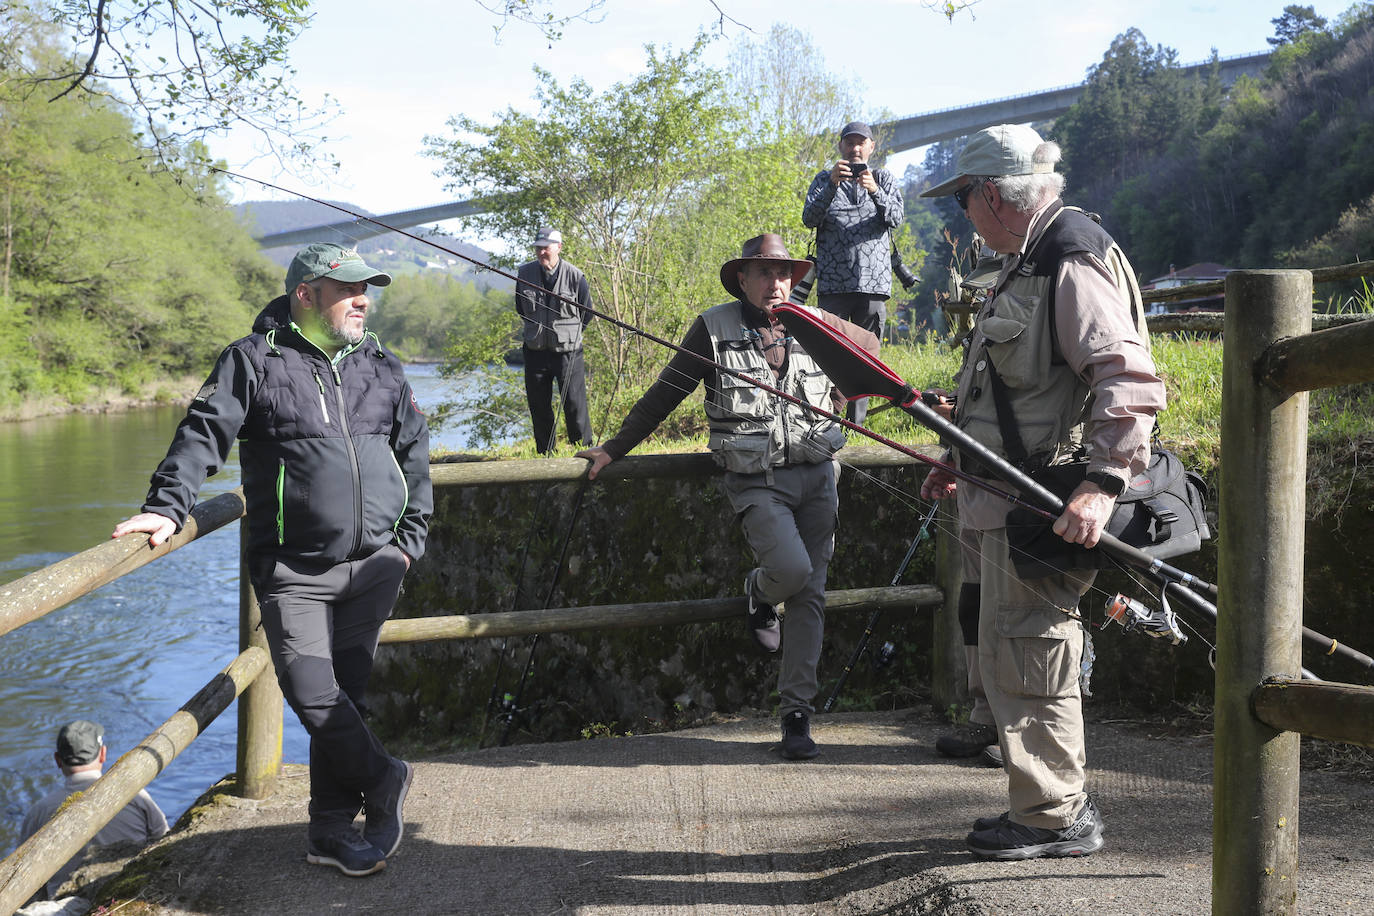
[981,354,1212,580]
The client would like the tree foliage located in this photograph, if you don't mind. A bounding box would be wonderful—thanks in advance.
[2,0,328,173]
[423,27,902,450]
[903,4,1374,295]
[368,272,508,362]
[1073,4,1374,278]
[0,22,277,410]
[1270,4,1329,44]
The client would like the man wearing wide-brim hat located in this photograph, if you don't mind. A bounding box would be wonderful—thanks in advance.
[919,124,1165,860]
[578,233,879,760]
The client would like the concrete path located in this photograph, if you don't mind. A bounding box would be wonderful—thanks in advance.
[112,708,1373,915]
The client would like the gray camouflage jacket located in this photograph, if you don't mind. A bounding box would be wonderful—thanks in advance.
[802,166,903,298]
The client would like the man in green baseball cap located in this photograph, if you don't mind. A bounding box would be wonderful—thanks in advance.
[113,241,430,878]
[284,242,394,292]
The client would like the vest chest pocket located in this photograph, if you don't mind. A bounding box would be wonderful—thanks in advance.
[551,315,583,350]
[795,366,832,407]
[981,317,1037,390]
[714,365,770,418]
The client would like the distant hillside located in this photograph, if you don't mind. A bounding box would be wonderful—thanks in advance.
[233,199,511,292]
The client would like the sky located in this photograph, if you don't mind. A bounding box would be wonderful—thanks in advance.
[210,0,1358,252]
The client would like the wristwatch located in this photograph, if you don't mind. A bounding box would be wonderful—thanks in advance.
[1085,471,1126,497]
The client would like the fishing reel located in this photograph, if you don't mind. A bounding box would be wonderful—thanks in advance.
[872,640,897,669]
[1102,591,1187,646]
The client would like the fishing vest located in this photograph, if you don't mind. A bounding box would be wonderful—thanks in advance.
[954,203,1148,469]
[701,301,845,475]
[516,260,588,353]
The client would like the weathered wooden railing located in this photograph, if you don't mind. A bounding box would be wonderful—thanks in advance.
[1212,270,1374,916]
[0,450,955,912]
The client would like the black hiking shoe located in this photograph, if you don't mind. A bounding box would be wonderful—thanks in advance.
[306,826,387,877]
[936,721,997,757]
[780,709,819,760]
[364,758,413,857]
[967,796,1104,860]
[980,743,1004,768]
[972,810,1010,832]
[745,570,780,653]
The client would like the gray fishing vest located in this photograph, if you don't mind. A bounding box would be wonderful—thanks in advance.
[954,204,1148,469]
[701,301,845,475]
[516,260,587,353]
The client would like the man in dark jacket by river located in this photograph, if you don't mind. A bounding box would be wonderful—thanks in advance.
[112,243,432,878]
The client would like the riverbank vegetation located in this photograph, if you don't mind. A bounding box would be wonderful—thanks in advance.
[0,20,279,416]
[4,3,1373,439]
[428,5,1374,470]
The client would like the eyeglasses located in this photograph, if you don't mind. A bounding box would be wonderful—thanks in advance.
[954,178,986,211]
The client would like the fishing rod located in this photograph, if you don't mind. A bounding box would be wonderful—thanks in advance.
[822,500,938,712]
[773,302,1374,675]
[213,168,1073,516]
[499,477,592,746]
[216,169,1371,674]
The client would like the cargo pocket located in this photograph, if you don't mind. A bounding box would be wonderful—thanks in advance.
[709,431,773,474]
[993,603,1082,698]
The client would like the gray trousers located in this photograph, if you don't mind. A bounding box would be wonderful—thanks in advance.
[722,461,838,717]
[252,543,408,836]
[965,526,1094,829]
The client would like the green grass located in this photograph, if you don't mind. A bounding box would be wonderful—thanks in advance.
[450,332,1372,484]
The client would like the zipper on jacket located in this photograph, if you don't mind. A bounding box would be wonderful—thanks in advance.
[329,360,365,557]
[275,459,286,545]
[312,369,330,426]
[289,321,366,556]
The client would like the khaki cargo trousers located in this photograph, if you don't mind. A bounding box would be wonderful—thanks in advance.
[965,525,1094,829]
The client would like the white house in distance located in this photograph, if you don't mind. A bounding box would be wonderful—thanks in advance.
[1141,262,1232,314]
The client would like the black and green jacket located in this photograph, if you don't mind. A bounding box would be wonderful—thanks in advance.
[141,295,432,564]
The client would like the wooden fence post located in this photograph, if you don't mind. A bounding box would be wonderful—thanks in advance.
[1213,269,1311,915]
[237,521,282,799]
[931,501,967,716]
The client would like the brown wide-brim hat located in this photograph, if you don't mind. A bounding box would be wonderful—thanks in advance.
[720,234,813,301]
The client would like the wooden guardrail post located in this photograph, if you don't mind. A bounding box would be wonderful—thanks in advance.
[1213,269,1312,916]
[931,501,967,715]
[236,522,282,799]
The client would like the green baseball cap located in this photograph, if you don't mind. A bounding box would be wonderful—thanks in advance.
[284,243,392,293]
[921,124,1054,198]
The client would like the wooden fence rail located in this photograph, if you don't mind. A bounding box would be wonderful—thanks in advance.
[377,585,944,644]
[0,648,268,914]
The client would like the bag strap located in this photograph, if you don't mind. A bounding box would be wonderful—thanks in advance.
[982,350,1032,468]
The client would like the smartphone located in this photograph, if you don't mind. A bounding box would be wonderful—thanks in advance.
[849,161,869,179]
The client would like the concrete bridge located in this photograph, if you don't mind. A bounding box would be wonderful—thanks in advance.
[255,50,1271,251]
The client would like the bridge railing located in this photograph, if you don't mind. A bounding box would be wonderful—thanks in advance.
[0,452,956,912]
[1211,270,1374,916]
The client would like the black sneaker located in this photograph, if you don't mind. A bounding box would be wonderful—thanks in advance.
[745,571,780,653]
[780,709,819,760]
[306,826,387,876]
[966,796,1104,860]
[364,758,413,857]
[935,721,997,758]
[980,743,1004,768]
[972,810,1010,832]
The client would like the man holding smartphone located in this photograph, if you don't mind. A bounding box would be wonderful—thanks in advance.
[802,120,903,425]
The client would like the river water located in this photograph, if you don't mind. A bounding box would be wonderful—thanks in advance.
[0,364,488,855]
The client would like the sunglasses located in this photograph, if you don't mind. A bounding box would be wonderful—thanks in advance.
[954,179,985,210]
